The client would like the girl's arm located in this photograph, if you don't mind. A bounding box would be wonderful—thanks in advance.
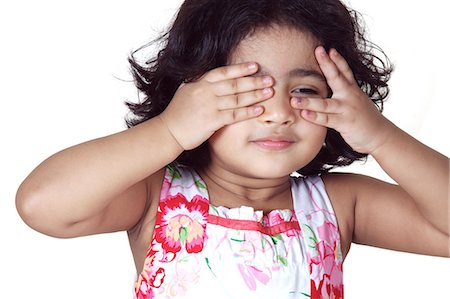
[293,46,449,256]
[370,121,449,235]
[16,117,183,238]
[16,62,274,238]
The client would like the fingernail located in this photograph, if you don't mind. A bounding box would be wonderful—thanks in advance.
[263,76,272,85]
[317,46,327,57]
[262,87,272,95]
[293,97,303,105]
[253,105,263,114]
[248,62,257,70]
[304,110,315,118]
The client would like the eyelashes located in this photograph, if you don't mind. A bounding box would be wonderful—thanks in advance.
[291,87,319,95]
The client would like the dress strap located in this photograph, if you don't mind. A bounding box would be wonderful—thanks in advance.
[291,176,344,298]
[161,164,209,200]
[134,164,210,299]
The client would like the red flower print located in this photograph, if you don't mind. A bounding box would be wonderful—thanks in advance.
[311,278,325,299]
[309,240,343,299]
[135,275,156,299]
[135,263,165,299]
[154,193,208,254]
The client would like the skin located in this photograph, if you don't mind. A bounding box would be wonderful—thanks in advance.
[16,25,449,276]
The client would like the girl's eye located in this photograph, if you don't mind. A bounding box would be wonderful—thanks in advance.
[292,88,318,95]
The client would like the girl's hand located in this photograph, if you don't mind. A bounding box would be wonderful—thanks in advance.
[291,46,393,154]
[159,63,274,150]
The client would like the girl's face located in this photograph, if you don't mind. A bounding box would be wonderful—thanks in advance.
[208,25,329,179]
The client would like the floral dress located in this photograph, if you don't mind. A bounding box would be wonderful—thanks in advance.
[134,164,344,299]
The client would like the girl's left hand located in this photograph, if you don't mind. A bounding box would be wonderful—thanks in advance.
[291,46,393,155]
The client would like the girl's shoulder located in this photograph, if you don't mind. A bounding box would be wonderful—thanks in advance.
[321,172,449,258]
[320,172,388,259]
[319,172,393,259]
[320,172,363,260]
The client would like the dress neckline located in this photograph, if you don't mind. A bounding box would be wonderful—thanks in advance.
[187,165,297,218]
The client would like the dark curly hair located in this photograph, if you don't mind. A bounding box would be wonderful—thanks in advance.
[126,0,393,176]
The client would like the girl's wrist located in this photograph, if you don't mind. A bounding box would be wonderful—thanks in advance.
[156,114,185,153]
[367,118,398,158]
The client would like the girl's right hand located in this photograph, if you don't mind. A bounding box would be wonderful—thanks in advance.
[159,62,274,150]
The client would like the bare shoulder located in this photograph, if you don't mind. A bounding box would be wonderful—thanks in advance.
[322,172,449,258]
[321,172,359,260]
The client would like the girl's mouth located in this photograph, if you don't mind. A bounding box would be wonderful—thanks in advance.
[251,136,295,150]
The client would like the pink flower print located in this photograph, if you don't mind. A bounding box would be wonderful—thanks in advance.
[266,212,284,226]
[165,267,200,297]
[160,177,171,198]
[311,241,335,276]
[317,221,340,249]
[155,193,208,254]
[237,263,271,290]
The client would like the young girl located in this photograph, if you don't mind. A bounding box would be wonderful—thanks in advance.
[15,0,449,298]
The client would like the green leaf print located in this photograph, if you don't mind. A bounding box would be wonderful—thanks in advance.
[302,224,319,253]
[179,227,188,244]
[261,238,268,249]
[205,257,217,276]
[230,238,244,242]
[289,291,310,297]
[271,234,283,245]
[210,205,220,215]
[195,179,206,190]
[178,255,190,263]
[277,255,288,267]
[167,164,182,179]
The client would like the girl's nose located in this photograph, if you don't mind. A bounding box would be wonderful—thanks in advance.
[258,90,296,126]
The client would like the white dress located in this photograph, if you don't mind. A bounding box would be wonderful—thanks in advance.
[134,164,344,299]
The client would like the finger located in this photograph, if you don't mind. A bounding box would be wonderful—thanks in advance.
[315,46,350,93]
[204,62,259,83]
[217,87,273,110]
[213,75,273,97]
[300,110,340,129]
[291,97,342,114]
[221,105,265,125]
[329,48,355,83]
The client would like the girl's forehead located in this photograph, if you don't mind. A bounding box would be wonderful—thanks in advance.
[229,25,321,75]
[232,25,319,57]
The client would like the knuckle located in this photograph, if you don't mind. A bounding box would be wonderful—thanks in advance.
[342,65,352,74]
[323,99,332,111]
[219,67,229,77]
[331,71,341,82]
[224,110,237,124]
[229,79,238,92]
[232,109,238,121]
[232,94,239,106]
[194,84,207,97]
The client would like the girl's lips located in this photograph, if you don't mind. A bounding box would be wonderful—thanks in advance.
[252,139,295,150]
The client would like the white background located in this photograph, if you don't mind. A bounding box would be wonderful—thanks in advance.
[1,0,449,298]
